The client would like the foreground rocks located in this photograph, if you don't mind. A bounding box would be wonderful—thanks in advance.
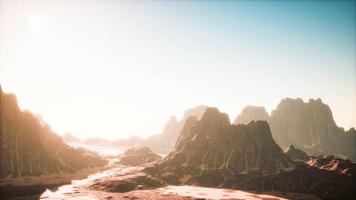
[119,147,161,166]
[234,98,356,161]
[90,107,356,200]
[0,86,107,179]
[307,155,355,175]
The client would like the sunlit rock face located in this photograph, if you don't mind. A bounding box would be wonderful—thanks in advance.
[0,86,107,179]
[234,98,356,161]
[140,105,207,154]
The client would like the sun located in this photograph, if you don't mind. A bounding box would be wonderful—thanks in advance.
[28,14,48,33]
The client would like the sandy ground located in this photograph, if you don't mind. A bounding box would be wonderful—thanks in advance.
[40,185,321,200]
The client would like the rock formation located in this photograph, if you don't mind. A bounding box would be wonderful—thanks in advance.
[91,107,356,200]
[140,105,207,154]
[0,86,107,179]
[119,147,161,166]
[234,98,356,161]
[283,145,310,161]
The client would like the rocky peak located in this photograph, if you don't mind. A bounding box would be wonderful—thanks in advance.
[199,107,230,133]
[234,106,269,125]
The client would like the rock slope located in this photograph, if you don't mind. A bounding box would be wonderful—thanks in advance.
[234,98,356,161]
[0,86,107,179]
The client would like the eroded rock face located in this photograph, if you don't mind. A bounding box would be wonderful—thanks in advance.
[119,147,161,166]
[283,145,310,161]
[0,86,107,179]
[234,98,356,161]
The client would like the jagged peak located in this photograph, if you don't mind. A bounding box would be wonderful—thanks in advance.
[200,107,231,126]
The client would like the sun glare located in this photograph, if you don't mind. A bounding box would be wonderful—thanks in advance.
[28,14,47,33]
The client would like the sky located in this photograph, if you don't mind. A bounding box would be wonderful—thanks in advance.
[0,0,355,140]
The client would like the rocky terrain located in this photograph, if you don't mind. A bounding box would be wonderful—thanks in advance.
[0,86,107,179]
[90,107,356,200]
[234,98,356,161]
[307,155,355,175]
[283,145,310,161]
[119,147,161,166]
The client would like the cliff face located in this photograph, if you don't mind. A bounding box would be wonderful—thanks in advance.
[0,87,107,179]
[234,98,356,161]
[140,105,207,154]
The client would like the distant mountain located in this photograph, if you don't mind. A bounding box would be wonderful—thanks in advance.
[110,136,143,147]
[83,137,109,145]
[0,86,107,179]
[62,132,80,142]
[235,106,269,124]
[140,105,207,154]
[234,98,356,161]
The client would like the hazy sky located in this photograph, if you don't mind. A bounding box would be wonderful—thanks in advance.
[1,0,355,139]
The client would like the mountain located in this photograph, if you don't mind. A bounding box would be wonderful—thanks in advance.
[144,107,295,186]
[83,137,109,145]
[62,132,80,142]
[90,107,355,199]
[110,136,144,147]
[235,106,269,124]
[0,86,107,179]
[234,98,356,161]
[139,105,207,154]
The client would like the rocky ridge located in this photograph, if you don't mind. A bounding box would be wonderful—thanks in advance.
[234,98,356,161]
[0,86,107,179]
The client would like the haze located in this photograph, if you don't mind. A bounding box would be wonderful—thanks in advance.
[0,0,355,140]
